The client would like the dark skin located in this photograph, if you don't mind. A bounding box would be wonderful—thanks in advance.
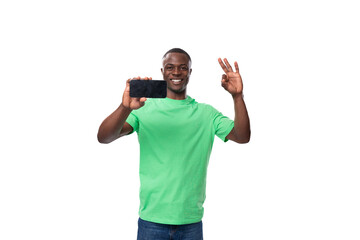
[218,57,251,143]
[161,52,192,100]
[97,53,250,144]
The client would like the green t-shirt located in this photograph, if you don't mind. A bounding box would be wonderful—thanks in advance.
[126,95,234,224]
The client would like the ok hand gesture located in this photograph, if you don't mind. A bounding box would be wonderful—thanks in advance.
[218,58,243,97]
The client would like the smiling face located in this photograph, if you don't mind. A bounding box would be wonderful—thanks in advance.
[161,52,192,98]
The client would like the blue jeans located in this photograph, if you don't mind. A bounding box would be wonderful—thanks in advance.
[137,217,203,240]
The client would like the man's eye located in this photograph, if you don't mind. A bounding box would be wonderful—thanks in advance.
[166,67,173,70]
[181,67,188,70]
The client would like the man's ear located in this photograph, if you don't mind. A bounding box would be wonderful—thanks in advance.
[161,68,164,75]
[190,69,192,75]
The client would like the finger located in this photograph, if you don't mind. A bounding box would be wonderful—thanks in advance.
[140,97,147,102]
[218,58,228,73]
[234,61,240,73]
[149,77,152,80]
[224,58,234,72]
[221,79,228,88]
[222,74,229,82]
[221,78,228,84]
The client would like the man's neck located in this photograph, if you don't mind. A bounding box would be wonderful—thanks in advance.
[166,90,187,100]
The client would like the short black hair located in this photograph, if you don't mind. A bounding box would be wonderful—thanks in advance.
[162,48,191,62]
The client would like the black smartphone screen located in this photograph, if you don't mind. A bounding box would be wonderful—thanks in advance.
[130,80,167,98]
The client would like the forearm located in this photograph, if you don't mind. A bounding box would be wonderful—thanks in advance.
[232,93,251,143]
[97,103,132,143]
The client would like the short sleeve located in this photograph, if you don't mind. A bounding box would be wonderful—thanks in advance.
[213,110,234,142]
[125,111,139,134]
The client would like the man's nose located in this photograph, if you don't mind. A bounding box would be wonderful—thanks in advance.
[173,68,180,75]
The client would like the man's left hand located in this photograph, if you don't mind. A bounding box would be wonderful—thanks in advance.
[218,58,243,96]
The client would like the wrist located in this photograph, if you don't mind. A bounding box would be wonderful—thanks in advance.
[120,102,132,112]
[232,92,244,100]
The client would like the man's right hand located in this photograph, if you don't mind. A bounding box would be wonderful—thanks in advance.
[121,76,152,110]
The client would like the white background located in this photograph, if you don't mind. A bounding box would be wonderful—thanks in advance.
[1,0,359,239]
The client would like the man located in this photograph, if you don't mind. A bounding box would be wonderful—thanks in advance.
[97,48,251,240]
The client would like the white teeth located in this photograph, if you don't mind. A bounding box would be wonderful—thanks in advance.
[171,79,182,82]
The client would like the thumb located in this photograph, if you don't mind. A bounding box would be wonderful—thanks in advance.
[222,74,228,82]
[125,78,131,92]
[221,79,227,88]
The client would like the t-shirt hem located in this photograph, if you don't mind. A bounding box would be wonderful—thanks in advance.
[222,122,235,142]
[139,214,203,225]
[125,120,135,134]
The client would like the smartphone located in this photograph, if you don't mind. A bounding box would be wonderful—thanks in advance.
[130,80,167,98]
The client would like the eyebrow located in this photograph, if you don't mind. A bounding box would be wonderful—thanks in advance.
[165,63,188,67]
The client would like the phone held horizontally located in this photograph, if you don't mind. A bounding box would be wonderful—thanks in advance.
[130,80,167,98]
